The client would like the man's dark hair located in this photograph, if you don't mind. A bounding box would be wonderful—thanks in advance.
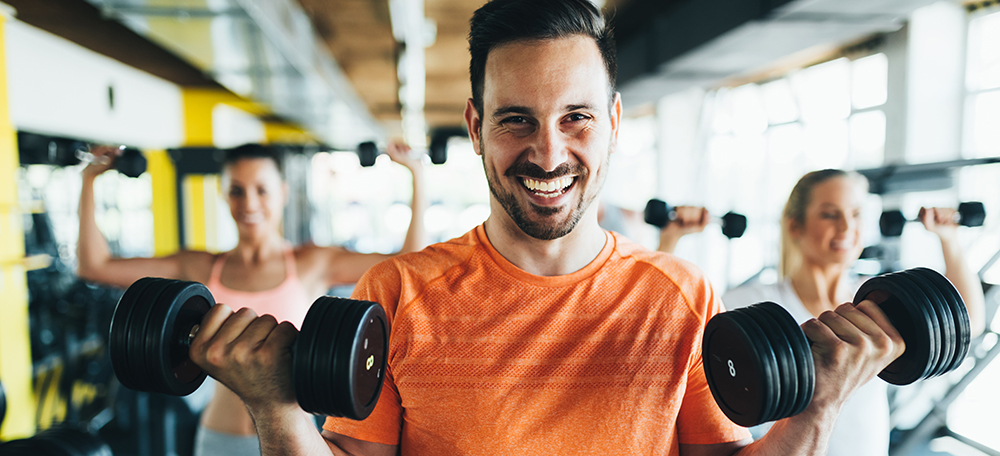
[468,0,616,117]
[223,143,284,174]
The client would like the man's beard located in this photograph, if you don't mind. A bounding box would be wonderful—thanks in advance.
[482,141,608,240]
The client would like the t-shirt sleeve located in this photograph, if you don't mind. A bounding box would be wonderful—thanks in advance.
[322,262,405,446]
[677,280,752,445]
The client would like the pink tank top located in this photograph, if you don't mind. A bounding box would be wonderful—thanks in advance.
[206,245,313,328]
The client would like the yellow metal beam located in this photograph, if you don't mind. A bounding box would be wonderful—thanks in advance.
[183,175,208,251]
[264,121,316,145]
[0,10,36,439]
[182,88,271,147]
[147,150,179,256]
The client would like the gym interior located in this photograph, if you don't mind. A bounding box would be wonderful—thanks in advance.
[0,0,998,455]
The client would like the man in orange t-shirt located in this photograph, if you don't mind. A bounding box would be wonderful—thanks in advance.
[188,1,907,455]
[321,226,748,454]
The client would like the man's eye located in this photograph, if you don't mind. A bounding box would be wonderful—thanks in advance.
[567,113,590,122]
[503,116,527,124]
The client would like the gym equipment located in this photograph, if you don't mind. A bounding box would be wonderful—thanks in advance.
[357,140,447,167]
[75,145,147,178]
[0,425,113,456]
[16,132,147,177]
[0,379,5,429]
[644,199,747,239]
[879,202,985,237]
[702,267,970,427]
[108,277,388,420]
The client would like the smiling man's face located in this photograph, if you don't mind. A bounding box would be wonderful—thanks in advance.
[466,35,620,240]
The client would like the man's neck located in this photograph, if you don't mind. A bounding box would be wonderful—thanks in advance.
[483,211,607,277]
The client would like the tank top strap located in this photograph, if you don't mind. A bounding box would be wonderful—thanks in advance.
[208,252,228,286]
[282,241,300,280]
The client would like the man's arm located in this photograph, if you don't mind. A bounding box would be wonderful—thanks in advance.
[680,300,905,456]
[189,302,399,456]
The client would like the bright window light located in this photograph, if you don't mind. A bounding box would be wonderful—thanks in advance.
[851,53,888,109]
[760,79,799,125]
[967,11,1000,91]
[767,123,803,164]
[801,120,849,170]
[790,58,851,123]
[730,83,769,135]
[711,89,734,134]
[969,90,1000,157]
[849,110,886,168]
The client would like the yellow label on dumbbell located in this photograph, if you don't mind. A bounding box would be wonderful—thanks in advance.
[366,355,374,371]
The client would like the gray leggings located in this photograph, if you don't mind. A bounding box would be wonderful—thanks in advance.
[193,426,261,456]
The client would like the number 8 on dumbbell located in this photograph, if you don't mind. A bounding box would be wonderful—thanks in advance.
[108,278,389,420]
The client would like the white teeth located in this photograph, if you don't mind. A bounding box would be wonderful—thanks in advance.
[522,177,573,194]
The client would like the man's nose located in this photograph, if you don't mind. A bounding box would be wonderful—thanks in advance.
[529,122,570,173]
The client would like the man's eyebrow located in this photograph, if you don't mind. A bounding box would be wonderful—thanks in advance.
[491,105,535,119]
[491,103,599,119]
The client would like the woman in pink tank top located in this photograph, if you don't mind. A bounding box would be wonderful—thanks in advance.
[76,142,427,455]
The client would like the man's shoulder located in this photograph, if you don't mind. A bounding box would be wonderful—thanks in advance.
[372,229,482,281]
[607,232,709,283]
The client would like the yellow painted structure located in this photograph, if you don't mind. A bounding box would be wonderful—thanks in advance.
[0,10,37,439]
[148,150,180,256]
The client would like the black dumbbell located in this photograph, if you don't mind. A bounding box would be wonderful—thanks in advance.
[74,145,147,178]
[357,141,446,167]
[879,202,985,237]
[108,277,388,420]
[703,267,970,427]
[644,199,747,239]
[0,425,113,456]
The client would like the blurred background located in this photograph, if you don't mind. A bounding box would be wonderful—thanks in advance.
[0,0,997,454]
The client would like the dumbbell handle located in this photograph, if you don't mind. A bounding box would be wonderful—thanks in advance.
[664,208,727,226]
[182,324,201,347]
[75,145,123,165]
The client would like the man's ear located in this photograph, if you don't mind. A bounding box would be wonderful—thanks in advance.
[609,92,622,155]
[464,98,483,156]
[611,92,622,141]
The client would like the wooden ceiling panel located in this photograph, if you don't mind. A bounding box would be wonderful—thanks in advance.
[296,0,486,131]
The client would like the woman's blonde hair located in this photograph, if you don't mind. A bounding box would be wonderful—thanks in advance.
[779,169,869,277]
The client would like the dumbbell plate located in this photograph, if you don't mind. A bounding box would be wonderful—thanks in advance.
[703,309,779,427]
[757,301,814,420]
[913,267,971,373]
[108,277,155,388]
[855,274,938,385]
[897,269,954,378]
[743,304,797,422]
[144,280,213,396]
[294,296,388,420]
[128,278,176,393]
[0,378,6,429]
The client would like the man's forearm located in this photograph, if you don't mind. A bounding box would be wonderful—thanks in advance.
[732,406,838,456]
[252,405,339,456]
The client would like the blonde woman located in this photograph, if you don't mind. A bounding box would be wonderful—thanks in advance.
[721,169,985,456]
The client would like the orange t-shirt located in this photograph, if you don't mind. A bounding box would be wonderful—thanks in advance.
[324,225,749,455]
